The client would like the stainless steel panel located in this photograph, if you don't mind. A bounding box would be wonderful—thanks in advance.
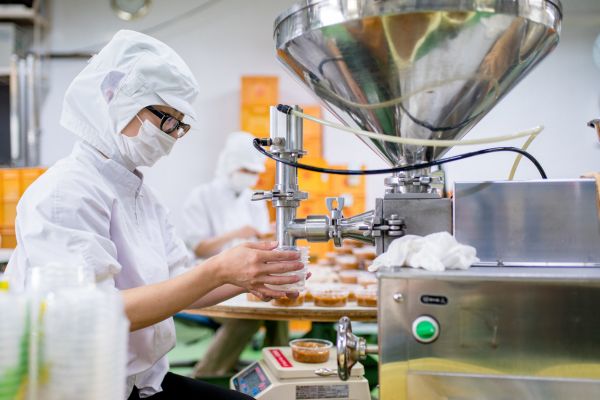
[274,0,561,168]
[407,373,600,399]
[378,267,600,399]
[375,196,452,253]
[454,180,600,266]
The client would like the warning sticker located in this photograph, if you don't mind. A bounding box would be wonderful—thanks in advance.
[268,349,292,368]
[296,384,349,399]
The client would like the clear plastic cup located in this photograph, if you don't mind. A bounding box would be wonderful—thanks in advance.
[357,271,377,287]
[356,286,378,307]
[336,255,360,270]
[28,263,94,293]
[271,291,305,307]
[352,246,377,261]
[339,270,362,284]
[265,246,308,292]
[289,338,333,363]
[340,284,361,302]
[312,286,349,307]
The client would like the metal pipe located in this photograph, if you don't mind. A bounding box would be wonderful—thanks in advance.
[271,105,305,247]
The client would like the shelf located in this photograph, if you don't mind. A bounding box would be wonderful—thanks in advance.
[0,5,47,27]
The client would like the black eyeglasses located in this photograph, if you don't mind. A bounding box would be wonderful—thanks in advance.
[145,106,191,138]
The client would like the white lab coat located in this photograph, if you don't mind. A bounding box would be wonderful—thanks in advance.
[182,179,270,253]
[7,142,190,396]
[6,30,201,398]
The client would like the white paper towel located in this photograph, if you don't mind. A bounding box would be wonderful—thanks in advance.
[369,232,479,272]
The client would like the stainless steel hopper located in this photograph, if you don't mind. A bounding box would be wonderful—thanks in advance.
[274,0,562,190]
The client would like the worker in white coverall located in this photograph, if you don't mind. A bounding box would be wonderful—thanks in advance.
[5,30,302,400]
[182,131,288,377]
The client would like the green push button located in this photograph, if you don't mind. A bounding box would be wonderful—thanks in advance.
[416,320,436,339]
[412,316,440,343]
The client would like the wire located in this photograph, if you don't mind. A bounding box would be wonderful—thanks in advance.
[277,104,543,148]
[276,104,545,180]
[253,139,548,179]
[508,131,539,180]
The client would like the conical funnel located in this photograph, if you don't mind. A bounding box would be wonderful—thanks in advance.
[274,0,562,168]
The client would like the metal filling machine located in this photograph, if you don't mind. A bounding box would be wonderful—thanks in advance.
[246,0,600,398]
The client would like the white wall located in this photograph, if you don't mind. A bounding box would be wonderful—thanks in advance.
[41,0,600,234]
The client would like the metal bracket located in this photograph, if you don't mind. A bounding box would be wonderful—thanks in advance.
[252,190,308,202]
[326,197,345,246]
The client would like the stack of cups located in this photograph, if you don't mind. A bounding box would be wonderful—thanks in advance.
[42,287,129,400]
[28,263,95,292]
[265,246,309,292]
[0,293,28,400]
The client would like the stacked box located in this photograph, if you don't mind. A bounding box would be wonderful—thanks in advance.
[0,167,46,248]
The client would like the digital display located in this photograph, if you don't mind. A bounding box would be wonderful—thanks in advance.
[233,362,271,396]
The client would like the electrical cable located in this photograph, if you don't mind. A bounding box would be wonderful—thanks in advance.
[253,138,548,179]
[275,104,545,180]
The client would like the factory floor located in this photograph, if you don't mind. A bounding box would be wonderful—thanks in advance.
[168,319,380,399]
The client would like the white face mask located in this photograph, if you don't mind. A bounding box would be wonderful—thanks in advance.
[229,171,259,193]
[117,116,176,169]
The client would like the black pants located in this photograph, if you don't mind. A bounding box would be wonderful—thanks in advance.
[128,372,254,400]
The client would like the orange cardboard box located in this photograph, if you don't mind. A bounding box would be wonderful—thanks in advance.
[241,76,278,106]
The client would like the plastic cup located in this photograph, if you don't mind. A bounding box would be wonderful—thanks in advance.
[356,286,378,307]
[289,338,333,363]
[312,286,349,307]
[265,246,308,291]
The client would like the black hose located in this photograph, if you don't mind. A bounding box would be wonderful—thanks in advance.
[252,138,548,179]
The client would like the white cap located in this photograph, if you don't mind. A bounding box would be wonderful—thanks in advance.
[216,131,266,177]
[60,30,200,163]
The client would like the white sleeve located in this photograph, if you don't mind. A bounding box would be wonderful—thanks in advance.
[161,207,192,278]
[180,187,214,251]
[9,175,121,292]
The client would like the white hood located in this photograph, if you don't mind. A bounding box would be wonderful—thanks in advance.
[60,30,200,163]
[216,131,266,178]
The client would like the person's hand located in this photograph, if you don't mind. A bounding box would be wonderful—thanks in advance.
[230,225,261,240]
[213,241,303,299]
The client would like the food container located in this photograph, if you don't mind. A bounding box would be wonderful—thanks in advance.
[316,258,334,267]
[353,246,377,261]
[357,272,377,287]
[304,290,314,302]
[343,239,364,248]
[339,270,362,284]
[289,339,333,363]
[312,287,349,307]
[334,245,353,255]
[304,283,327,302]
[341,284,361,302]
[307,266,338,284]
[272,292,305,307]
[336,255,360,270]
[356,286,377,307]
[265,246,309,292]
[324,252,337,265]
[246,293,262,302]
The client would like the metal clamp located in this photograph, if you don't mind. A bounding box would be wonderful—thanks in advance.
[252,191,273,201]
[252,190,308,202]
[385,213,406,237]
[327,197,345,246]
[326,197,345,220]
